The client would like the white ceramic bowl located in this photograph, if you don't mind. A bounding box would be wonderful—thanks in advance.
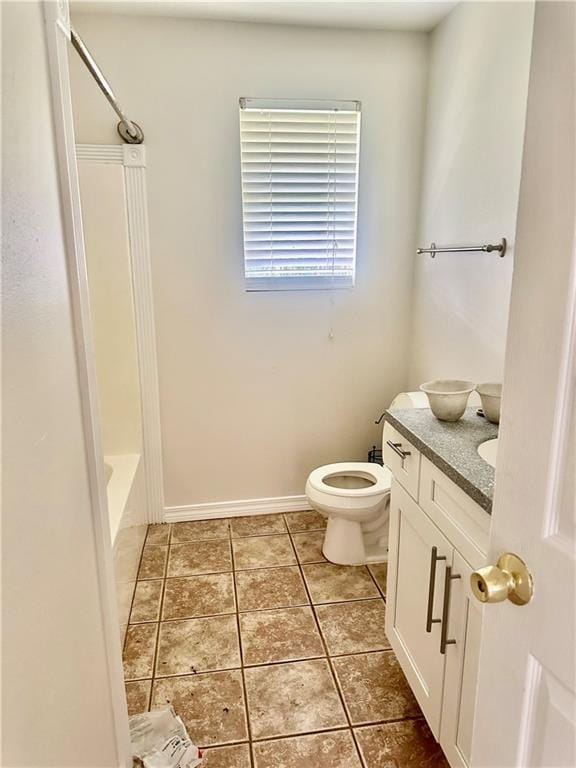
[476,383,502,424]
[420,380,476,422]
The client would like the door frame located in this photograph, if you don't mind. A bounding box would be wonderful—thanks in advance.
[44,2,132,764]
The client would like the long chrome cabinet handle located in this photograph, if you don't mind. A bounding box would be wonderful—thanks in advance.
[426,546,446,632]
[440,565,461,654]
[386,440,412,460]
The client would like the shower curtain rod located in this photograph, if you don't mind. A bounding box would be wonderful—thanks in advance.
[70,26,144,144]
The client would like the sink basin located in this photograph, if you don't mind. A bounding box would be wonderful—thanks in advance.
[478,438,498,468]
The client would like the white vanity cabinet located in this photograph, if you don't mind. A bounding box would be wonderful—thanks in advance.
[384,437,489,768]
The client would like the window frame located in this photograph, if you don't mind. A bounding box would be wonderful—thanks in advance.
[239,97,362,292]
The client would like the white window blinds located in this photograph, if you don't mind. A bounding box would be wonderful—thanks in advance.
[239,98,361,291]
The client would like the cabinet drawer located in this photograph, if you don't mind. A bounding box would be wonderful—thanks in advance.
[383,423,421,501]
[419,457,489,569]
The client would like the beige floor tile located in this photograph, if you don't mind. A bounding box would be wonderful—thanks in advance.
[291,530,327,563]
[355,719,449,768]
[130,580,163,623]
[235,566,309,612]
[200,743,251,767]
[171,519,230,543]
[302,563,380,604]
[146,524,171,545]
[244,658,347,739]
[156,615,240,676]
[239,607,324,665]
[253,730,362,768]
[123,623,158,680]
[284,510,326,532]
[315,599,390,655]
[332,651,421,725]
[368,562,388,596]
[230,513,287,538]
[125,680,151,715]
[152,670,248,746]
[232,535,296,570]
[162,573,235,620]
[138,545,168,580]
[167,540,232,577]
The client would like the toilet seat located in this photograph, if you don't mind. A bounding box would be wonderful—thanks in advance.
[307,462,392,498]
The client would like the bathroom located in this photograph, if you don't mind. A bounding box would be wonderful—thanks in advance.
[3,1,575,767]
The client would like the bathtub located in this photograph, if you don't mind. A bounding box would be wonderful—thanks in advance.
[104,453,144,545]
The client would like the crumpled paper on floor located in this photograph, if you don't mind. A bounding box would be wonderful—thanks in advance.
[129,705,203,768]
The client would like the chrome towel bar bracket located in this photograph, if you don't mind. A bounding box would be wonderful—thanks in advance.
[417,238,507,259]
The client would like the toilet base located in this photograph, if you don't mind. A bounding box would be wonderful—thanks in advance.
[322,516,388,566]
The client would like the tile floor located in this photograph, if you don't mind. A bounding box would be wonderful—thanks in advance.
[122,511,449,767]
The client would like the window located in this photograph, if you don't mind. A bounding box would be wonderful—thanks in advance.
[239,98,361,291]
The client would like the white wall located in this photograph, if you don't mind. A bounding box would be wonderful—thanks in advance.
[408,1,534,386]
[69,16,429,508]
[2,4,123,765]
[78,162,143,455]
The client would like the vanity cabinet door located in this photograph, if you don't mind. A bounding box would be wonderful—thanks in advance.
[440,550,483,768]
[386,480,452,738]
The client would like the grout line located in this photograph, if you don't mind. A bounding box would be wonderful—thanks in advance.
[163,569,233,579]
[350,713,426,729]
[250,723,360,745]
[171,537,233,544]
[199,716,425,752]
[154,662,243,680]
[233,561,299,572]
[365,562,388,601]
[231,647,395,667]
[199,739,251,754]
[287,537,354,710]
[230,528,289,539]
[239,652,329,671]
[152,609,237,623]
[287,530,369,766]
[158,556,382,579]
[146,522,172,710]
[228,520,255,768]
[124,647,401,684]
[122,531,150,654]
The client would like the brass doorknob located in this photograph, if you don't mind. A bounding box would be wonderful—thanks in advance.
[471,553,533,606]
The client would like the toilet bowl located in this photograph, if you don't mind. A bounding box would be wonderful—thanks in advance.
[304,391,428,565]
[306,462,392,565]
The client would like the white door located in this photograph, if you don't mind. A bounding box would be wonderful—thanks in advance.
[471,3,576,767]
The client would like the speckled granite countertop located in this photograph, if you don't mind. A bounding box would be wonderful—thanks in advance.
[385,407,498,513]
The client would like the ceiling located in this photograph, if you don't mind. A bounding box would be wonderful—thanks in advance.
[70,1,458,32]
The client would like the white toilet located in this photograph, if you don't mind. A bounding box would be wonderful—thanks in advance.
[305,391,428,565]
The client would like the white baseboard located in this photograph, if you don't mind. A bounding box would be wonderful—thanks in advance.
[164,494,310,522]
